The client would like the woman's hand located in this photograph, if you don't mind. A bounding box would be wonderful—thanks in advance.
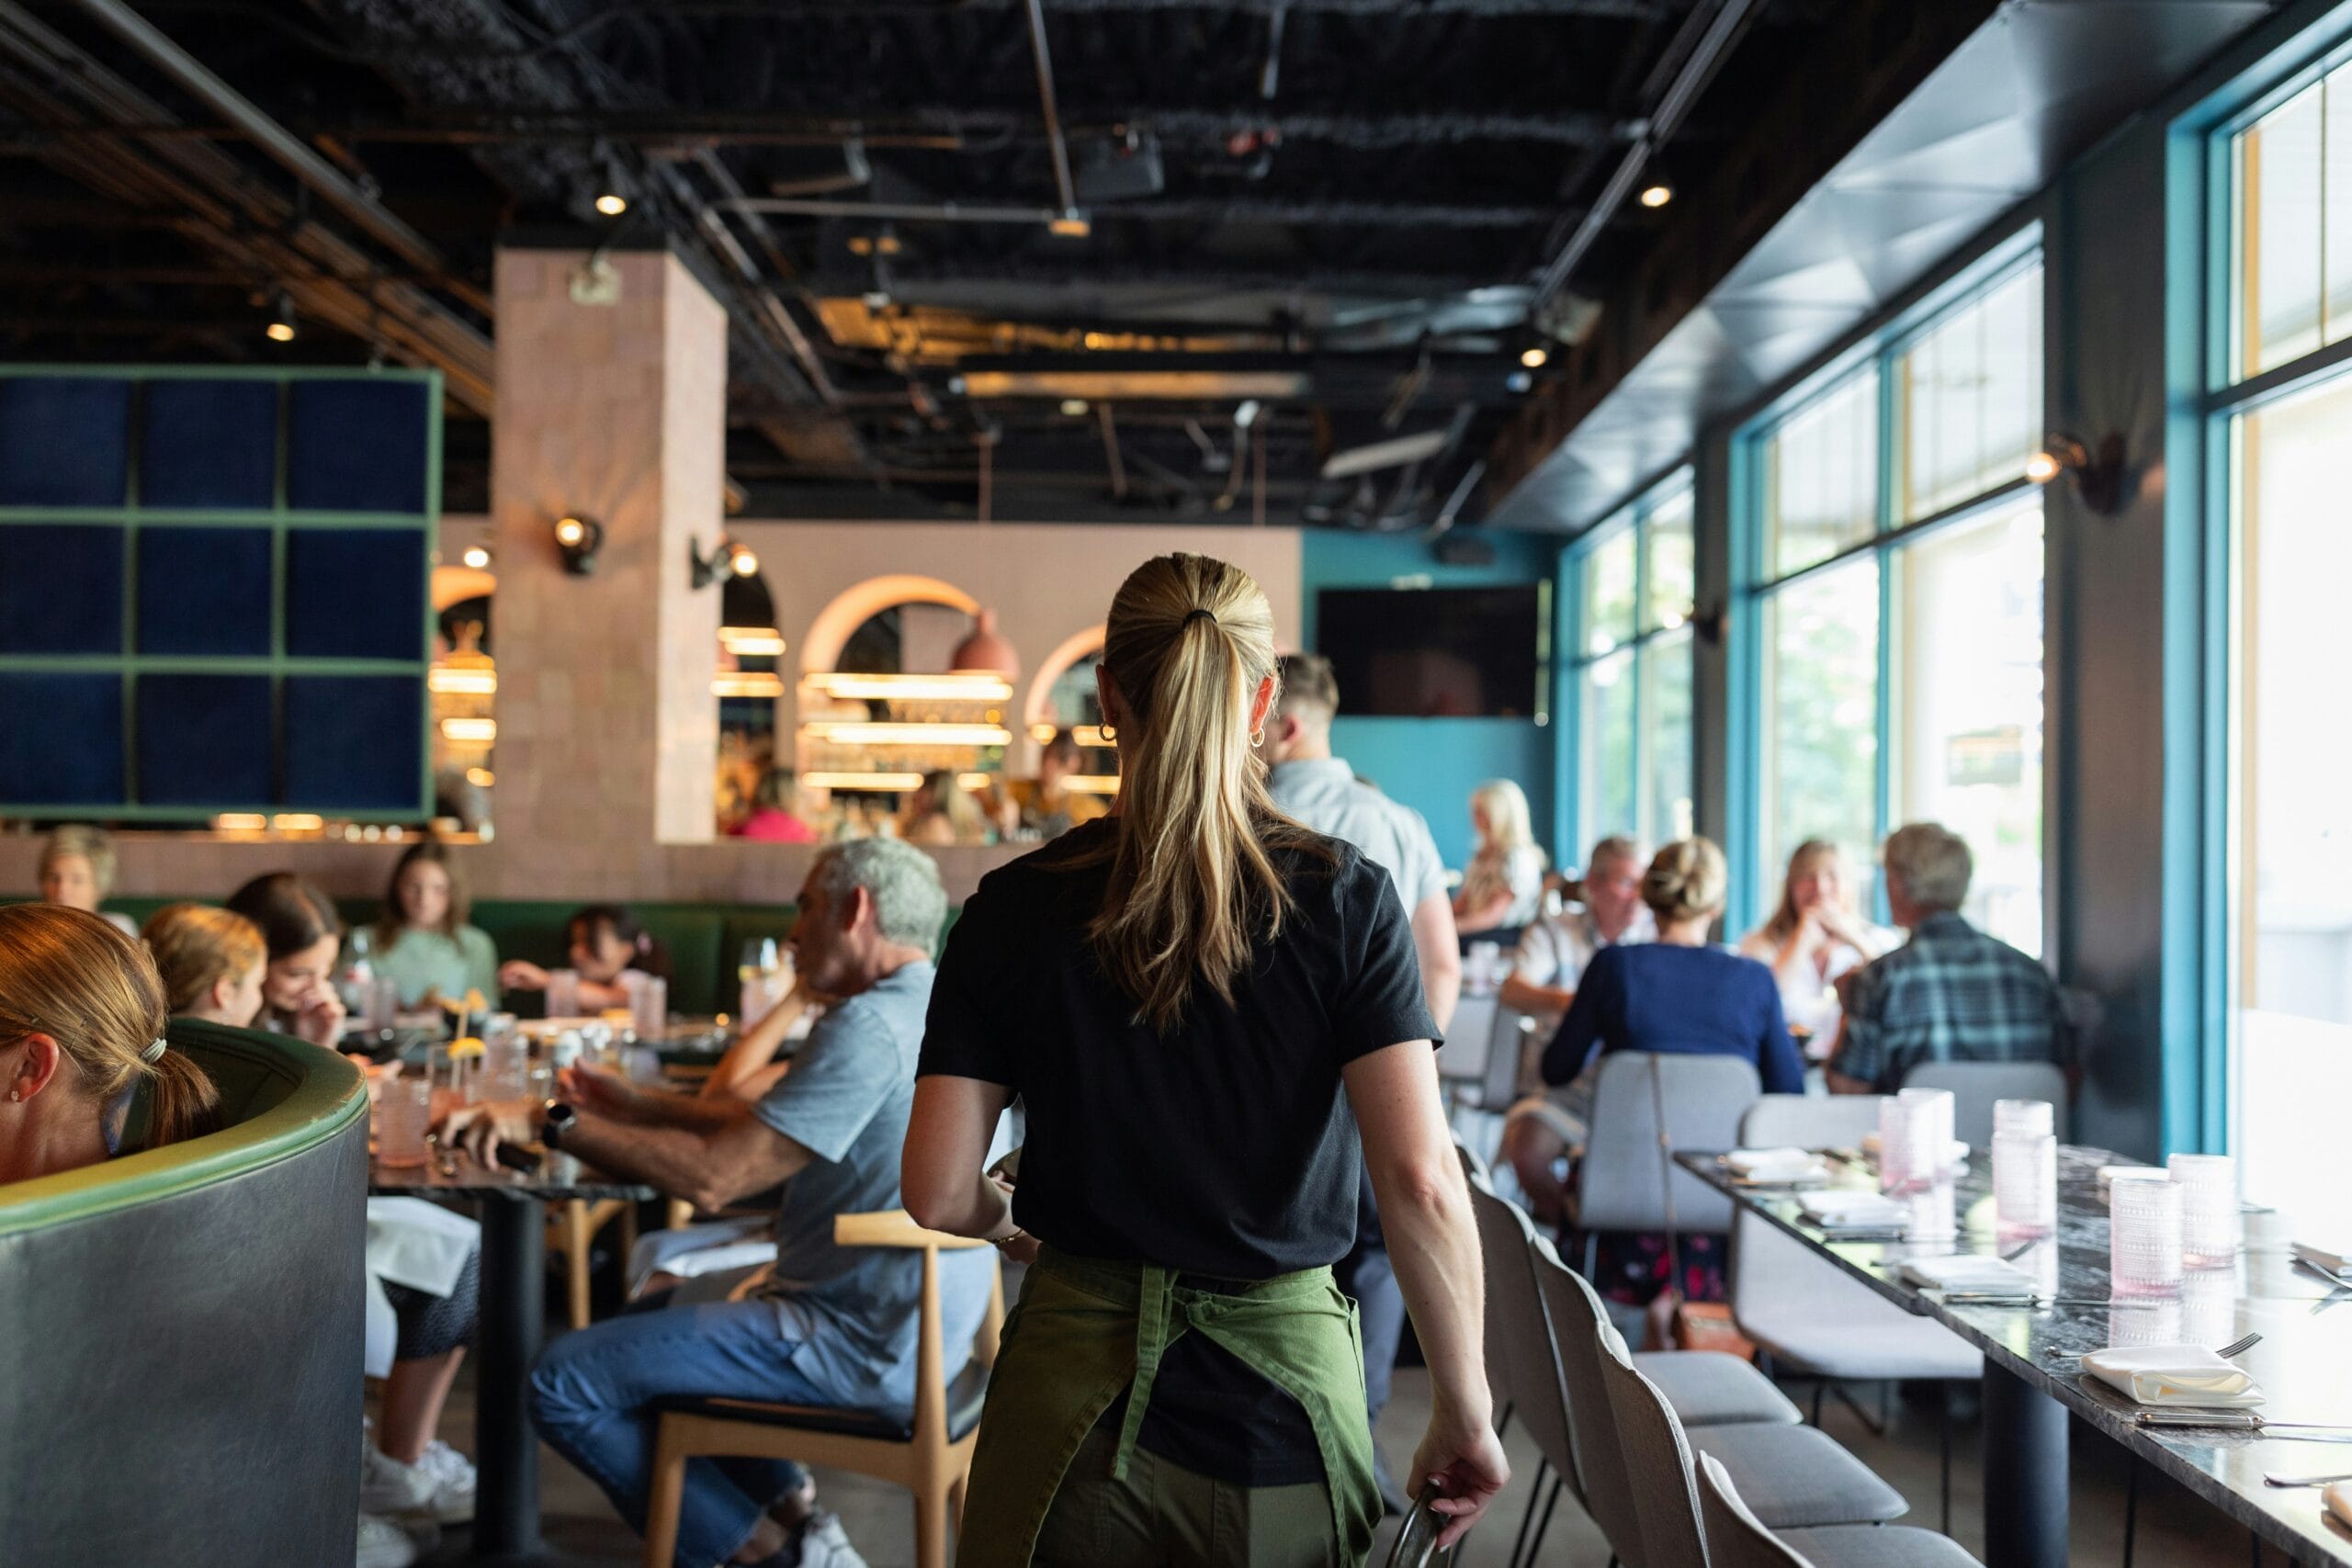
[1409,1404,1510,1547]
[294,981,346,1049]
[434,1097,538,1168]
[498,959,550,990]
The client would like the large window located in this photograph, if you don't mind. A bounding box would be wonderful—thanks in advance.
[1567,478,1694,858]
[1741,254,2046,952]
[2216,63,2352,1206]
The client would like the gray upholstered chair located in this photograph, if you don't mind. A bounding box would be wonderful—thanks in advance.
[1568,1052,1760,1275]
[1729,1095,1979,1527]
[1698,1451,1986,1567]
[1467,1168,1583,1565]
[1542,1241,1907,1535]
[1900,1059,2067,1146]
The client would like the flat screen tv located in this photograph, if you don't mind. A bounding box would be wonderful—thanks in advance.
[1315,584,1545,717]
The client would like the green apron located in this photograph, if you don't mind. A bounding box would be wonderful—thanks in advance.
[956,1247,1383,1568]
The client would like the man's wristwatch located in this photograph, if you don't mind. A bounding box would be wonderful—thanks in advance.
[541,1100,578,1150]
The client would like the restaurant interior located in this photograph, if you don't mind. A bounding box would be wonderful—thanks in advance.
[4,1,2352,1566]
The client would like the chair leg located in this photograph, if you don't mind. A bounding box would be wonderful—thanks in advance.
[1582,1230,1599,1280]
[563,1199,594,1331]
[1522,1474,1564,1568]
[948,1471,968,1534]
[641,1418,690,1568]
[1506,1455,1549,1568]
[1810,1380,1825,1427]
[912,1476,949,1568]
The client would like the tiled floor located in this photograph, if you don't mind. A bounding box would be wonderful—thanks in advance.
[415,1354,2256,1567]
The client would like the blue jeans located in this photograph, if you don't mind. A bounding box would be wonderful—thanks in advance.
[530,1292,831,1568]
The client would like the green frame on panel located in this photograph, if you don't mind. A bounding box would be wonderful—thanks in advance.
[0,363,441,820]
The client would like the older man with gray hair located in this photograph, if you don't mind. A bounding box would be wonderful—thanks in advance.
[1826,822,2068,1096]
[444,839,992,1568]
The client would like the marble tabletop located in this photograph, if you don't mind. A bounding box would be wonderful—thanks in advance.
[369,1144,657,1201]
[1679,1143,2352,1565]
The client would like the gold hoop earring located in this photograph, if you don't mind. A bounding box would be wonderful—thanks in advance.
[1099,724,1117,743]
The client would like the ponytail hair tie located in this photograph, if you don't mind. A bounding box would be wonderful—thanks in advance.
[142,1038,167,1064]
[1184,607,1216,626]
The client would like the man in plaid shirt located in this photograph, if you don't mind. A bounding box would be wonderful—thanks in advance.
[1827,822,2068,1094]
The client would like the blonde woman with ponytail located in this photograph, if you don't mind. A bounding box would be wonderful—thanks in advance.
[0,903,220,1184]
[905,553,1506,1567]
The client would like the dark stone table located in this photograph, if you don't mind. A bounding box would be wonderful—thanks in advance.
[372,1148,657,1563]
[1678,1143,2352,1567]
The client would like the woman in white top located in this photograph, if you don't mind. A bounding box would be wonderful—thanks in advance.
[1453,779,1547,934]
[1736,840,1893,1044]
[38,824,138,936]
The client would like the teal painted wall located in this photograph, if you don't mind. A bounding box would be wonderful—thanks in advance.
[1299,529,1558,871]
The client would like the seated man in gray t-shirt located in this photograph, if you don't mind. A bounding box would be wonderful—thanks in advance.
[441,840,994,1568]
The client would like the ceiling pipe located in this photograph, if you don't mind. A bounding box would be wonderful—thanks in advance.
[1022,0,1081,221]
[60,0,447,277]
[1531,0,1760,309]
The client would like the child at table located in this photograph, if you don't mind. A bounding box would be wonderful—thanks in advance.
[498,904,668,1015]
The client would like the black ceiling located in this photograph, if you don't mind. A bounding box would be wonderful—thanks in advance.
[0,0,1864,524]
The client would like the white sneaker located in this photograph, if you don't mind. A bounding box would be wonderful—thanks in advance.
[791,1512,869,1568]
[356,1512,418,1568]
[360,1438,471,1523]
[415,1438,477,1525]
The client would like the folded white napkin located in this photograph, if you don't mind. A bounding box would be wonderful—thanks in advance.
[1723,1146,1811,1174]
[1801,1191,1910,1227]
[2325,1482,2352,1529]
[2081,1344,2266,1408]
[1900,1256,2040,1292]
[2293,1240,2351,1278]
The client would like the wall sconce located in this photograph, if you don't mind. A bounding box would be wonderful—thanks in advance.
[553,513,604,575]
[2030,433,2127,514]
[689,535,759,590]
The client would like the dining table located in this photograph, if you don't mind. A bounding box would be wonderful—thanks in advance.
[1679,1142,2352,1568]
[371,1145,657,1563]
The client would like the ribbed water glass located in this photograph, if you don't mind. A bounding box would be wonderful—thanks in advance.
[2109,1176,2184,1296]
[633,975,669,1041]
[374,1075,432,1168]
[1994,1098,2054,1139]
[1994,1129,2058,1236]
[1882,1088,1954,1194]
[2167,1153,2239,1269]
[546,967,580,1018]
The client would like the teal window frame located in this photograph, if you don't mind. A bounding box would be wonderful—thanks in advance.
[1560,469,1695,862]
[1727,235,2047,939]
[2165,6,2352,1156]
[0,364,442,821]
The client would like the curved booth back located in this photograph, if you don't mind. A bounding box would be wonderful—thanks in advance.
[0,1021,368,1567]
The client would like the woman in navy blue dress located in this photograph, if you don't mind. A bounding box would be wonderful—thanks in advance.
[1541,836,1803,1304]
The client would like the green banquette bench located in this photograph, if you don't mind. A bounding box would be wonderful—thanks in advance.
[0,1021,368,1566]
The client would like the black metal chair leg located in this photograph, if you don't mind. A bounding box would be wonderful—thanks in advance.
[1522,1474,1565,1567]
[1505,1454,1548,1568]
[2250,1530,2262,1566]
[2122,1456,2138,1568]
[1811,1379,1826,1427]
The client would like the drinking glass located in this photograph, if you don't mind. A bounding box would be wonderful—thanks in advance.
[633,975,668,1041]
[2109,1176,2184,1296]
[482,1036,531,1102]
[546,968,580,1019]
[374,1075,432,1168]
[1994,1129,2058,1236]
[1881,1089,1953,1194]
[368,975,401,1032]
[1993,1098,2054,1139]
[2167,1153,2239,1269]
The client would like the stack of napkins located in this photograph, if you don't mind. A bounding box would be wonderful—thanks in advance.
[2292,1240,2350,1280]
[1720,1147,1833,1185]
[2080,1344,2266,1408]
[1799,1190,1910,1230]
[1899,1255,2041,1294]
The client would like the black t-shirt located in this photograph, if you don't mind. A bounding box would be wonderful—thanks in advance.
[920,816,1441,1483]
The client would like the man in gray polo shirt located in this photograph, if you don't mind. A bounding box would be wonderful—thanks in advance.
[1264,650,1461,1512]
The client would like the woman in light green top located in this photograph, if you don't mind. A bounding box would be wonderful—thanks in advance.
[372,841,500,1009]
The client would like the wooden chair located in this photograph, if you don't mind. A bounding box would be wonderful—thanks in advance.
[548,1198,637,1331]
[640,1211,1005,1568]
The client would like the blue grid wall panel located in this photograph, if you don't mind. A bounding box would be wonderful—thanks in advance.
[138,527,273,656]
[0,377,130,506]
[0,524,125,656]
[283,675,423,811]
[0,673,124,805]
[141,379,278,510]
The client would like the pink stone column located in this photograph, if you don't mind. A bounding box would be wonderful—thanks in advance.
[491,248,726,852]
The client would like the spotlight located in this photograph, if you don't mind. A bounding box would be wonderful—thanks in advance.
[2026,449,2063,484]
[265,291,297,343]
[553,513,604,575]
[594,191,628,218]
[1520,345,1549,369]
[690,535,757,590]
[1639,183,1673,209]
[1060,398,1091,416]
[460,545,492,570]
[2030,431,2129,513]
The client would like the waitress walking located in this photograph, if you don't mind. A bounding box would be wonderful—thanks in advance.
[903,552,1506,1567]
